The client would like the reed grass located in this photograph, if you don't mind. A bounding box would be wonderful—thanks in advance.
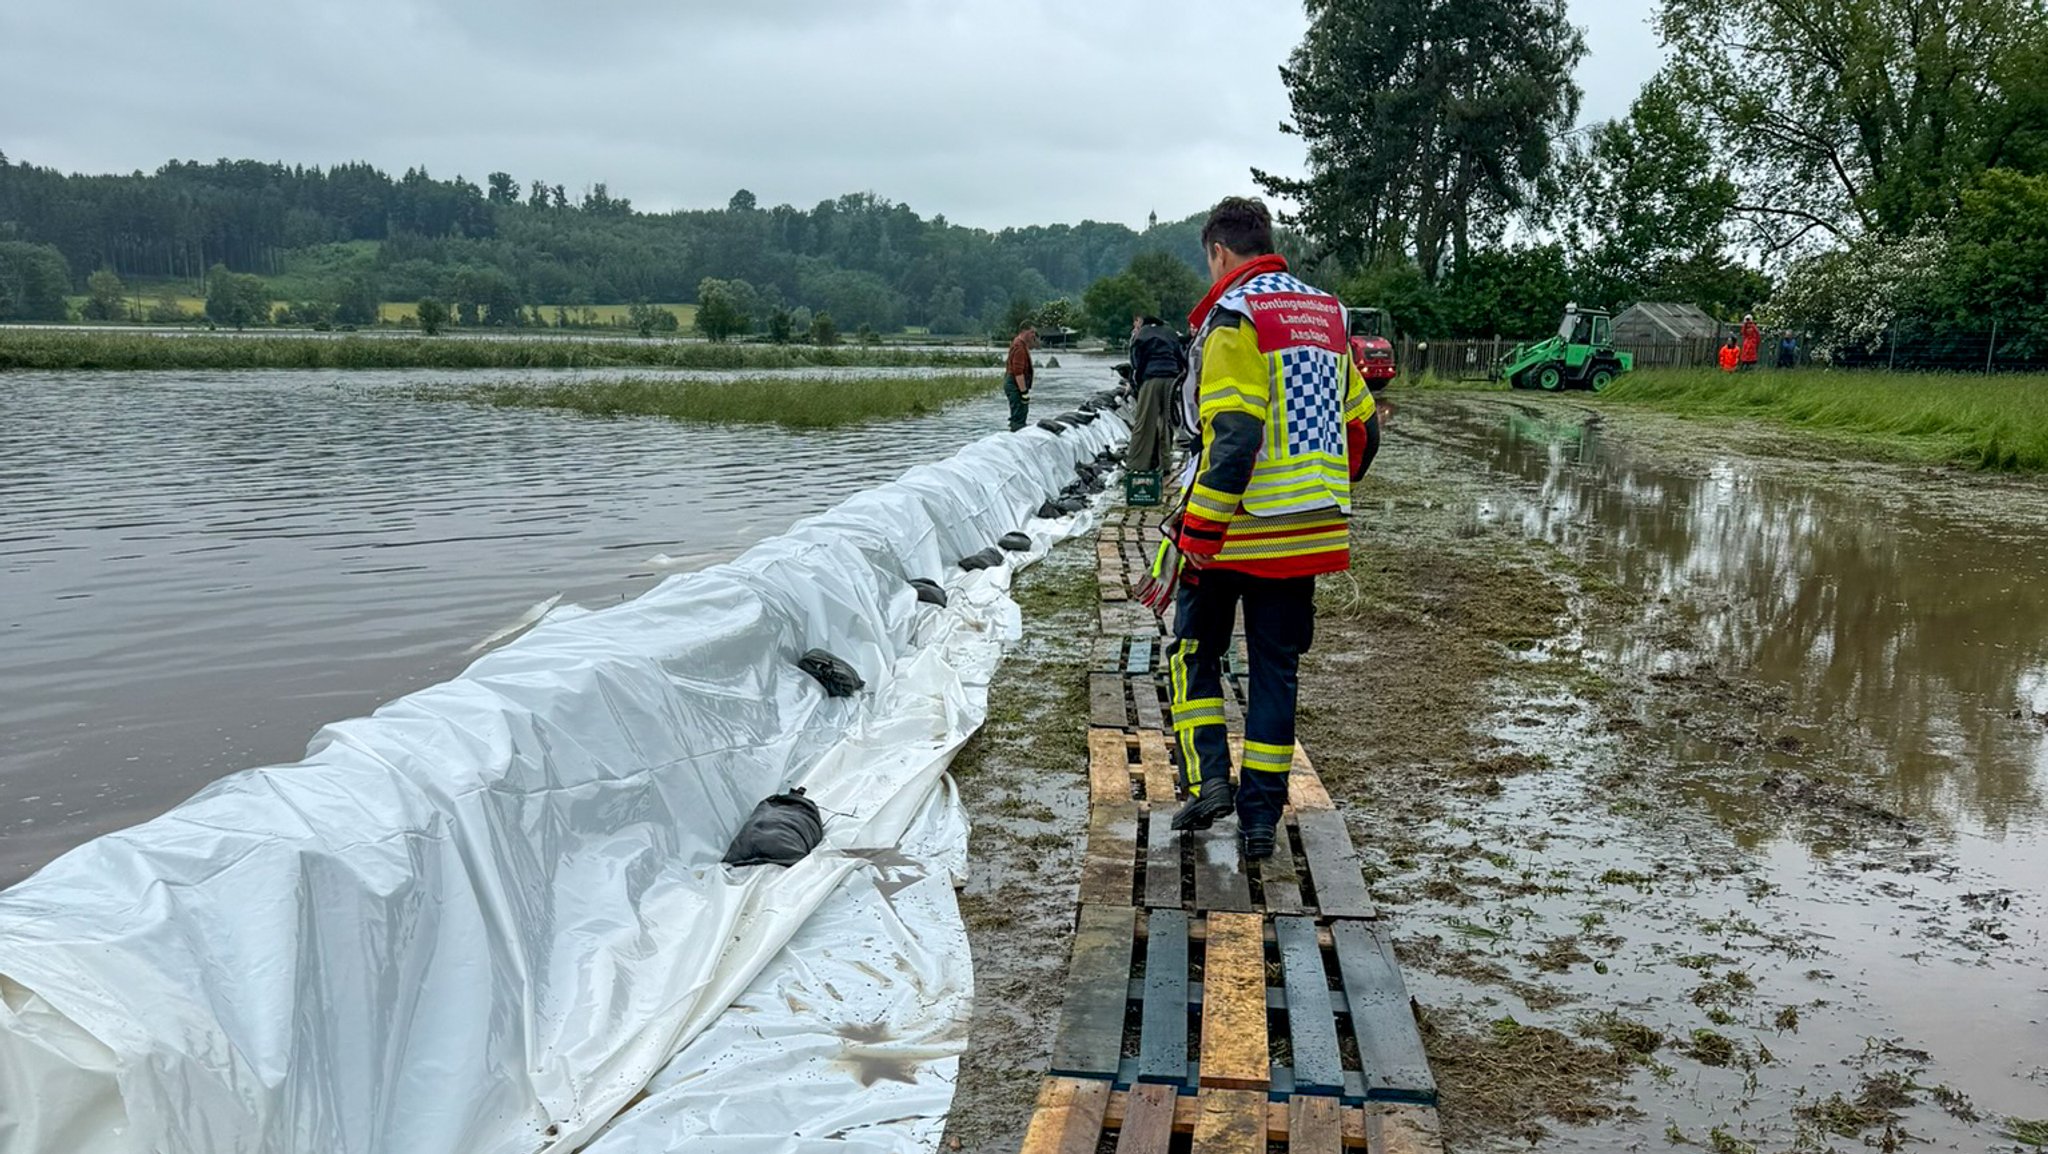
[1598,368,2048,471]
[0,329,995,372]
[443,373,1000,429]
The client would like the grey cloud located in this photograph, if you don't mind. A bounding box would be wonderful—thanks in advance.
[0,1,1661,229]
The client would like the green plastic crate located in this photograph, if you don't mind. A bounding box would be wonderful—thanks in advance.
[1124,470,1162,506]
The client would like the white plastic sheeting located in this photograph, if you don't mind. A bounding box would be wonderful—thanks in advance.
[0,410,1128,1154]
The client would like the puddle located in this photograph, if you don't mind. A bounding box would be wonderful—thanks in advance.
[1361,397,2048,1147]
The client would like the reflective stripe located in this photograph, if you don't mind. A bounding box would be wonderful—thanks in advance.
[1243,740,1293,774]
[1171,700,1226,730]
[1170,640,1202,793]
[1187,484,1239,522]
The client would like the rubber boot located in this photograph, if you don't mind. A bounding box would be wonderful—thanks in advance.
[1241,824,1276,862]
[1171,780,1236,832]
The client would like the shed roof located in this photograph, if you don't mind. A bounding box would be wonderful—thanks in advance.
[1614,301,1721,340]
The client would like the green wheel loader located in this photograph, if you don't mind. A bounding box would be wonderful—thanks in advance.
[1495,304,1634,392]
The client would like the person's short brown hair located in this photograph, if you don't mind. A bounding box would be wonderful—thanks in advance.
[1200,197,1274,258]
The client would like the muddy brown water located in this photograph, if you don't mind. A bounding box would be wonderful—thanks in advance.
[0,360,1113,887]
[1399,397,2046,1145]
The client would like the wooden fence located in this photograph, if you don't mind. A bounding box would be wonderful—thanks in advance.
[1393,335,1743,381]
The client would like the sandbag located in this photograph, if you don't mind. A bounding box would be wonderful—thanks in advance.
[1036,500,1063,519]
[797,649,866,698]
[998,532,1032,553]
[957,546,1006,572]
[1056,496,1088,515]
[908,578,948,607]
[1036,419,1068,434]
[721,789,824,868]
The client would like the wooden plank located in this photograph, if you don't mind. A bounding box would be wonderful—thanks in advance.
[1090,672,1130,730]
[1051,905,1138,1077]
[1275,917,1344,1096]
[1257,819,1307,914]
[1190,823,1252,914]
[1288,743,1334,810]
[1295,808,1377,920]
[1089,729,1133,802]
[1020,1077,1114,1154]
[1289,1095,1346,1154]
[1105,1091,1372,1149]
[1143,810,1182,909]
[1078,807,1138,906]
[1365,1104,1444,1154]
[1131,675,1165,731]
[1197,912,1268,1090]
[1331,921,1437,1104]
[1126,635,1155,674]
[1137,908,1189,1085]
[1102,580,1129,603]
[1092,635,1126,674]
[1113,1082,1179,1154]
[1138,731,1176,805]
[1098,539,1123,562]
[1191,1088,1265,1154]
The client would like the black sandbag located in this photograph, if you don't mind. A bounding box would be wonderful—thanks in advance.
[1059,410,1098,425]
[958,546,1006,572]
[909,578,948,607]
[998,531,1032,552]
[1037,500,1063,519]
[1074,462,1100,481]
[798,648,866,697]
[1056,496,1088,514]
[722,789,824,867]
[1036,418,1068,433]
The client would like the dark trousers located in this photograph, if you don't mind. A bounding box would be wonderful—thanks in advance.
[1167,569,1317,831]
[1004,376,1030,432]
[1128,375,1175,474]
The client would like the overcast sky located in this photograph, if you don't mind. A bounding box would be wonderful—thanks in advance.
[0,1,1664,231]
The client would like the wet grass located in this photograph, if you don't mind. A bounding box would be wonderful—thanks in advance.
[0,329,996,372]
[440,374,997,429]
[1597,368,2048,471]
[2006,1118,2048,1147]
[1418,1008,1636,1144]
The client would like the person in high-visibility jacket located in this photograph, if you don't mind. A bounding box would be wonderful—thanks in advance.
[1166,197,1381,860]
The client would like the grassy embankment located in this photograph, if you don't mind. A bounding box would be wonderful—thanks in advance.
[62,295,699,330]
[0,329,995,373]
[1599,368,2048,471]
[444,374,999,430]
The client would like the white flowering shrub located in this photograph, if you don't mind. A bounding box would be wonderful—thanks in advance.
[1761,233,1949,362]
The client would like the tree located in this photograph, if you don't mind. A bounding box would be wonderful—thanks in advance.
[82,268,127,322]
[1082,272,1158,340]
[1567,76,1749,311]
[1256,0,1588,279]
[1033,298,1080,331]
[417,298,449,336]
[334,276,380,327]
[767,308,794,343]
[728,189,758,213]
[695,277,751,341]
[529,179,550,207]
[1658,0,2048,250]
[487,172,518,205]
[146,292,192,324]
[1127,251,1205,322]
[809,310,839,345]
[627,301,679,337]
[1001,297,1040,336]
[0,242,72,322]
[204,265,269,328]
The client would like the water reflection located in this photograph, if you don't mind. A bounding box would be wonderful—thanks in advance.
[1451,402,2048,840]
[0,362,1110,884]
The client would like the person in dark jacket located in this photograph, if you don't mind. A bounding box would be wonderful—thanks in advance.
[1126,314,1186,477]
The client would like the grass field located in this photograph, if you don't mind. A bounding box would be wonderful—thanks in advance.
[1598,368,2048,471]
[374,302,699,328]
[0,329,998,372]
[442,373,999,429]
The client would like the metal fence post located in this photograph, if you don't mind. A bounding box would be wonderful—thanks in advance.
[1888,321,1897,371]
[1986,319,1999,375]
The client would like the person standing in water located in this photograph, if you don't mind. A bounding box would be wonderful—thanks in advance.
[1004,325,1038,432]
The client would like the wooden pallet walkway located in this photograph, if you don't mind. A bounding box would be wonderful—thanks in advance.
[1021,505,1442,1153]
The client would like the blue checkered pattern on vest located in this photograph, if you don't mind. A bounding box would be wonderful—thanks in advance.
[1277,347,1344,457]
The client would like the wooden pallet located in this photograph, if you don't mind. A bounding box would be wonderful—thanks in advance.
[1016,503,1442,1154]
[1080,728,1374,920]
[1021,1078,1443,1153]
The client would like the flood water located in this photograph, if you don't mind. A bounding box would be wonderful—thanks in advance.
[0,360,1111,886]
[1416,398,2048,1140]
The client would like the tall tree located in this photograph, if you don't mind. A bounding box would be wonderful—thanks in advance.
[82,268,128,322]
[1659,0,2048,250]
[1256,0,1588,281]
[486,172,518,205]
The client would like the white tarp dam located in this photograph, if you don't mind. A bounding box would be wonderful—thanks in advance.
[0,406,1130,1154]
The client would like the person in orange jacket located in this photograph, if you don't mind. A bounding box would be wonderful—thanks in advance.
[1719,337,1740,373]
[1739,314,1761,370]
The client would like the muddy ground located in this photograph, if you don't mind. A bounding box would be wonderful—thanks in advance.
[945,393,2048,1152]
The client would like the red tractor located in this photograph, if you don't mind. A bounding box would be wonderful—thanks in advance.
[1345,306,1397,393]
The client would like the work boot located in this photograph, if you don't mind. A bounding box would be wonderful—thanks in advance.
[1241,825,1276,862]
[1170,781,1236,832]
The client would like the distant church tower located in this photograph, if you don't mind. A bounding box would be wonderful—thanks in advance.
[1148,210,1158,231]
